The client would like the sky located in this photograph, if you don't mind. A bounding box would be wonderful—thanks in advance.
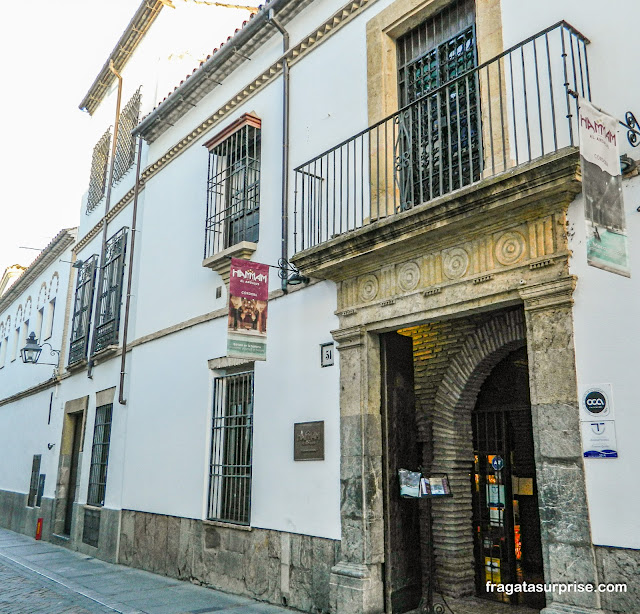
[0,0,146,274]
[0,0,252,279]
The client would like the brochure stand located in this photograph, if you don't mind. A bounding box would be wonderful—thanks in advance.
[398,470,452,614]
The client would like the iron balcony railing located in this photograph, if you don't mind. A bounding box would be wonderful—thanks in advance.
[293,21,590,252]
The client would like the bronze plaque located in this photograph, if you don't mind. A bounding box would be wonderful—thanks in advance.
[294,421,325,461]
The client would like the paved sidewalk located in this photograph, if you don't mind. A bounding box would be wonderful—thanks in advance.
[0,528,291,614]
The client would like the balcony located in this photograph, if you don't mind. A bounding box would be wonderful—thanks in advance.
[292,21,589,274]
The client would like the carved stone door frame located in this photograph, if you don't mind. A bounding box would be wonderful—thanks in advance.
[329,278,605,614]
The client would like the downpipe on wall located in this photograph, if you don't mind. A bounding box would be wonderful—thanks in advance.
[268,10,290,293]
[118,136,143,405]
[88,60,123,379]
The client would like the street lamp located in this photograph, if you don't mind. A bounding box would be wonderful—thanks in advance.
[20,332,61,367]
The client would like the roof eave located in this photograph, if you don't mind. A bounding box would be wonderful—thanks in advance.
[0,229,78,314]
[79,0,164,116]
[134,0,302,141]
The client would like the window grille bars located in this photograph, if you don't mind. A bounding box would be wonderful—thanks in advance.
[293,21,590,252]
[68,255,98,366]
[86,130,112,214]
[113,88,142,184]
[208,371,254,525]
[205,124,261,258]
[92,228,127,354]
[397,23,480,207]
[27,455,41,507]
[87,403,113,507]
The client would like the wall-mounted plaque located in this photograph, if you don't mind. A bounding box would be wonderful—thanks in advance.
[320,342,334,367]
[294,421,325,461]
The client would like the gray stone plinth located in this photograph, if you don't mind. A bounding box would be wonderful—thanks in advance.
[330,562,384,614]
[541,604,605,614]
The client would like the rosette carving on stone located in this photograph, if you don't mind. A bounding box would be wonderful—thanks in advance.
[495,231,527,266]
[442,247,470,280]
[358,274,379,302]
[397,261,421,293]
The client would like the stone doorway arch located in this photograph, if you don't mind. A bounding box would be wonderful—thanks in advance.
[428,309,527,597]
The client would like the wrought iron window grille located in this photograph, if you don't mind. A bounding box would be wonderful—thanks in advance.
[204,115,261,259]
[87,403,113,507]
[92,228,127,355]
[68,255,98,366]
[397,0,479,208]
[293,21,591,252]
[86,129,112,215]
[113,88,142,184]
[208,370,254,525]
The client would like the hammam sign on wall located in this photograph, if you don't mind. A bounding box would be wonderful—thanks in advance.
[228,258,269,360]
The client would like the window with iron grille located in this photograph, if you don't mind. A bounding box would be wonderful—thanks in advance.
[92,229,127,354]
[87,403,113,507]
[112,88,141,184]
[204,115,261,258]
[82,508,101,547]
[86,129,112,214]
[208,370,254,525]
[396,0,480,207]
[27,455,41,507]
[68,255,98,366]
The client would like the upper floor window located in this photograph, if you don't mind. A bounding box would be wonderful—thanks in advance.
[43,299,56,341]
[68,256,98,366]
[204,114,261,258]
[113,88,142,184]
[93,229,127,354]
[396,0,479,205]
[86,129,112,214]
[11,327,19,362]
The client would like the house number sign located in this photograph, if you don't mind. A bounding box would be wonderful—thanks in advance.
[294,421,325,461]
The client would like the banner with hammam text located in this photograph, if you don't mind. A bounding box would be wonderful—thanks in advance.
[579,97,630,277]
[228,258,269,361]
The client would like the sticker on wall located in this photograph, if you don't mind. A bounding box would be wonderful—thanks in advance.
[581,420,618,458]
[580,383,614,421]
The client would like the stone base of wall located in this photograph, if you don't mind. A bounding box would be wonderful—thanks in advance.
[0,489,55,541]
[119,510,340,614]
[594,545,640,614]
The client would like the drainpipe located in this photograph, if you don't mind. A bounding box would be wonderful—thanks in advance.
[118,136,143,405]
[88,60,123,378]
[268,10,290,293]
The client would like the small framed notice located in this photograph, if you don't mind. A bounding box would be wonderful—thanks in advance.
[294,421,325,461]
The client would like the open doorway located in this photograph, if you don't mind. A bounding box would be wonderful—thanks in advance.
[472,347,545,609]
[381,310,544,613]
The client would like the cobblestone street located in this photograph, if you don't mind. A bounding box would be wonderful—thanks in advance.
[0,528,290,614]
[0,558,115,614]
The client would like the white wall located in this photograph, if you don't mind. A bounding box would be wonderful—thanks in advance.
[502,0,640,548]
[567,177,640,549]
[0,389,63,499]
[252,281,341,538]
[0,248,73,399]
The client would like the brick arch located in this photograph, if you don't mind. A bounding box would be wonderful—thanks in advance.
[429,308,526,597]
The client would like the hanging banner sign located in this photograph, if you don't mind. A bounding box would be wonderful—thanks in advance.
[578,97,630,277]
[228,258,269,361]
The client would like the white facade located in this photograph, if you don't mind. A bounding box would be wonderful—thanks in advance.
[2,0,640,612]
